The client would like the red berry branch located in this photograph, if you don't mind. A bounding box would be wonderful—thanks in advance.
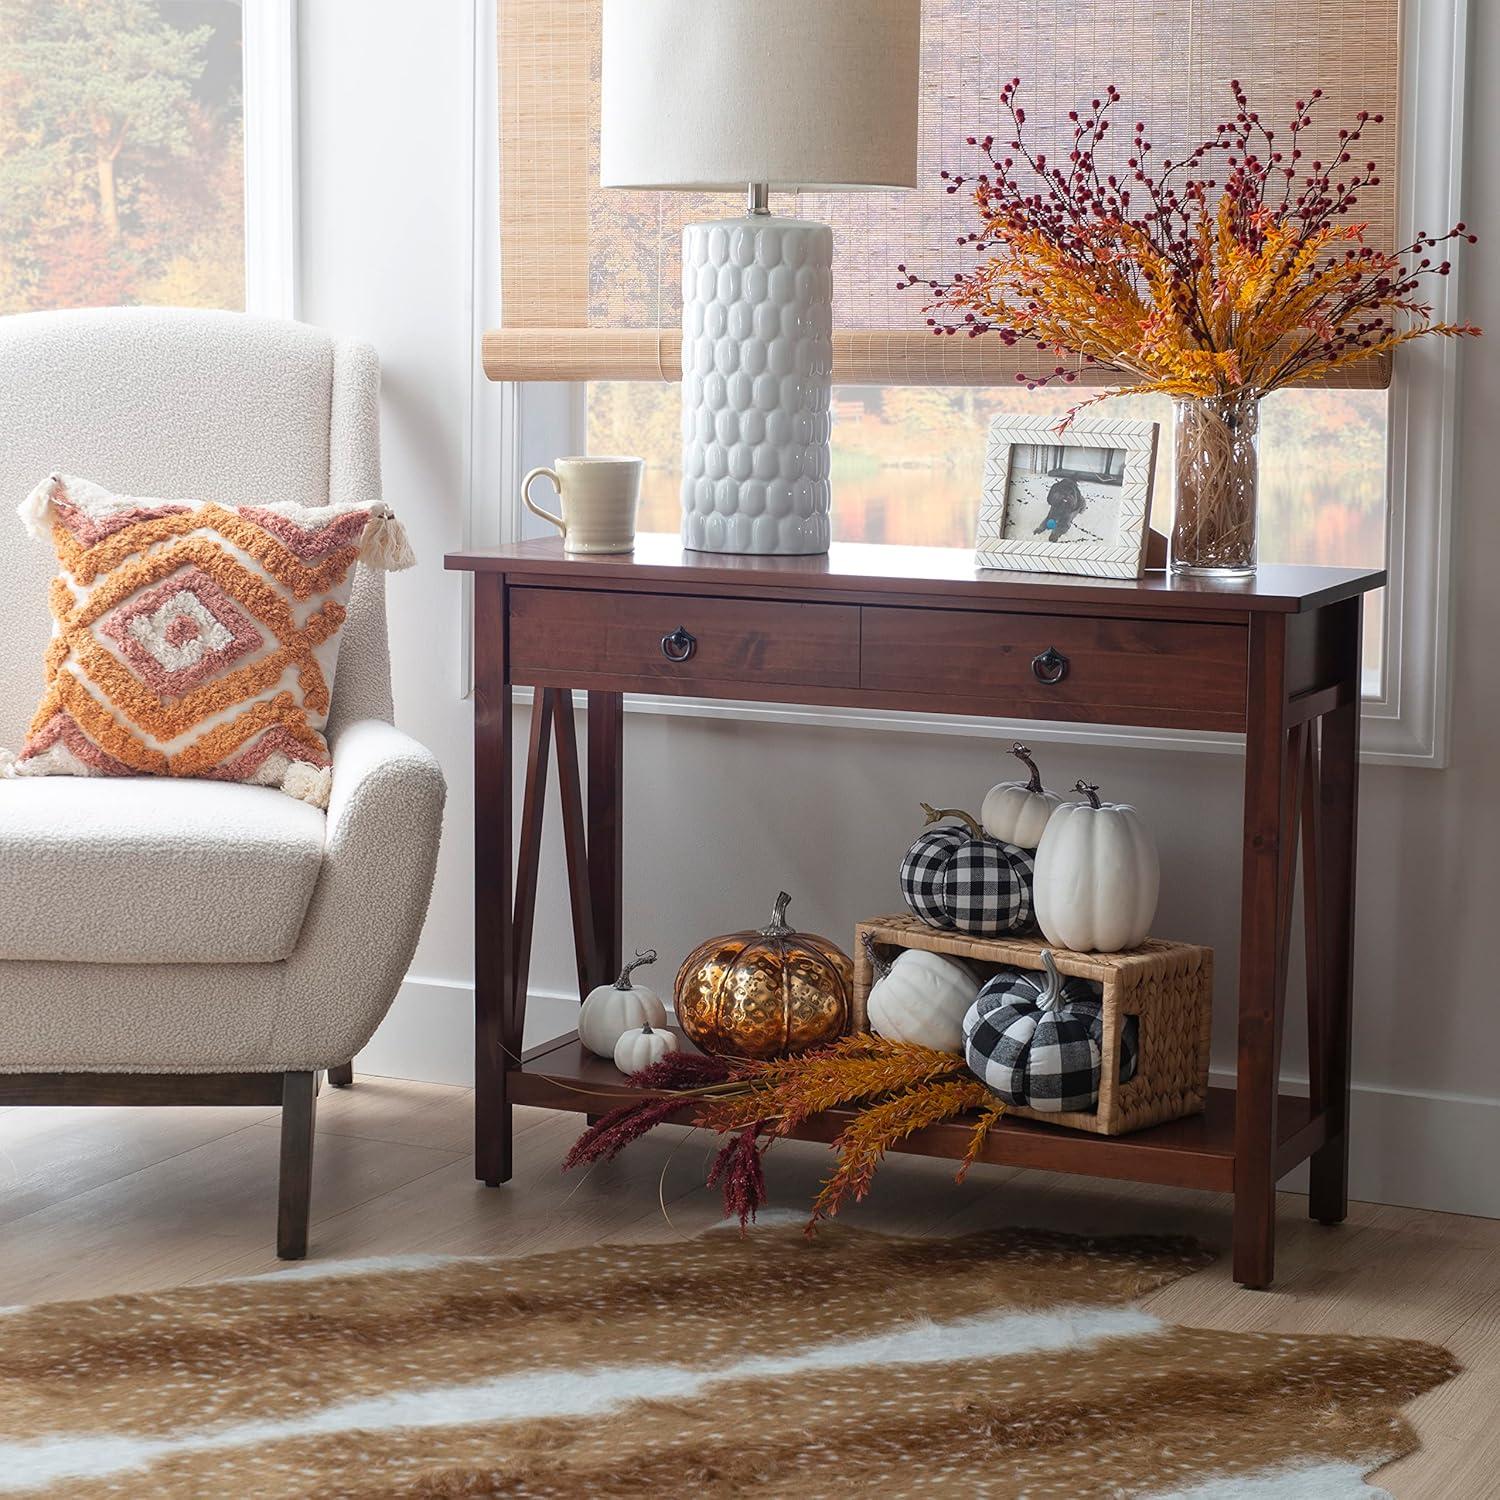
[895,81,1479,405]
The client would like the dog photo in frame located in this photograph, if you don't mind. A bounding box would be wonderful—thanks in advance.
[976,415,1159,579]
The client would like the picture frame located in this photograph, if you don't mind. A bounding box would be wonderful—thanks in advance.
[975,415,1160,579]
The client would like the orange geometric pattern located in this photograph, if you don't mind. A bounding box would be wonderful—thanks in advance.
[53,505,362,597]
[9,474,400,804]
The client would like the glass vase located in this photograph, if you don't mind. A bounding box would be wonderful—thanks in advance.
[1170,391,1261,577]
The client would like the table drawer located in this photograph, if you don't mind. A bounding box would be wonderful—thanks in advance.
[860,607,1247,728]
[510,587,861,693]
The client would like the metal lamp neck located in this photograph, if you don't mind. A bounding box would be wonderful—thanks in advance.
[747,181,771,216]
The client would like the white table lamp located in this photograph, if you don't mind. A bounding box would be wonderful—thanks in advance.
[601,0,920,555]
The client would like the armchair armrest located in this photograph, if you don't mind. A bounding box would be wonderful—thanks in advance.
[280,718,447,1064]
[324,717,446,851]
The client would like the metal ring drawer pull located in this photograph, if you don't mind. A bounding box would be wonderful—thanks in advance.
[1031,646,1069,685]
[661,625,697,663]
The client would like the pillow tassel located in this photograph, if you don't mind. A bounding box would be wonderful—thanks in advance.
[359,504,417,571]
[281,760,333,809]
[17,473,61,542]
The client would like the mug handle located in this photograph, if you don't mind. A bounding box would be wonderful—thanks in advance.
[521,466,566,538]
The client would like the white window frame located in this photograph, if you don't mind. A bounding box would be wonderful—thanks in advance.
[487,0,1470,768]
[1358,0,1470,766]
[243,0,300,318]
[5,1,296,320]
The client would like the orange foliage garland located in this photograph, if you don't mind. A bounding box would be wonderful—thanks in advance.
[810,1079,1004,1226]
[564,1035,1006,1232]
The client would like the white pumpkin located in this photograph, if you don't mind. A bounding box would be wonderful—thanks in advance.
[981,743,1066,850]
[863,935,979,1053]
[613,1021,679,1074]
[1033,781,1160,953]
[579,949,667,1058]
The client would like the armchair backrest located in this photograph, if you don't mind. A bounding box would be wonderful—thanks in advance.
[0,307,392,750]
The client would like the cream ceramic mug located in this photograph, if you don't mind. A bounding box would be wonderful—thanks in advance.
[522,456,643,554]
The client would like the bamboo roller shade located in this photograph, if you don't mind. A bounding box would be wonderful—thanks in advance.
[491,0,1399,388]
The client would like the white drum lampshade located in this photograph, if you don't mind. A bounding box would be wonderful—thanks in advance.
[601,0,920,555]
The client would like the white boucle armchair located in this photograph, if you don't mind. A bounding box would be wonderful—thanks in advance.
[0,308,446,1259]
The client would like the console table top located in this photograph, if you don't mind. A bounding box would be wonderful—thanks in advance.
[446,534,1386,616]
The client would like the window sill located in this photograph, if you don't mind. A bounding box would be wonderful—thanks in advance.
[510,688,1439,769]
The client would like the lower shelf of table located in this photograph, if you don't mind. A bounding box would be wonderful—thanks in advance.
[511,1031,1329,1194]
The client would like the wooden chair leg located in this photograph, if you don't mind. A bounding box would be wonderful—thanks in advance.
[277,1071,317,1260]
[327,1061,353,1088]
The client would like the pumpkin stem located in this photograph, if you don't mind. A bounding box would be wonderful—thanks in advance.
[760,891,795,937]
[1075,780,1103,809]
[614,948,658,989]
[861,931,892,982]
[920,802,985,839]
[639,1021,655,1035]
[1038,949,1064,1011]
[1010,742,1044,794]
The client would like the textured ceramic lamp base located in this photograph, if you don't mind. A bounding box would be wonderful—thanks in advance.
[679,215,833,555]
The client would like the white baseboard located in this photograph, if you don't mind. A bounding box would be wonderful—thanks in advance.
[1207,1067,1500,1220]
[361,977,1500,1221]
[356,975,580,1089]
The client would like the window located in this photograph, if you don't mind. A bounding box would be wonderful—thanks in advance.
[0,0,247,315]
[587,382,1391,683]
[496,0,1465,764]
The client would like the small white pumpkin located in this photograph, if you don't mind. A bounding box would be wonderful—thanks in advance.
[613,1020,679,1075]
[981,743,1066,850]
[863,935,979,1053]
[1033,781,1160,953]
[579,949,667,1058]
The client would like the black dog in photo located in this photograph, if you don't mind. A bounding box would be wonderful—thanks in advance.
[1033,476,1087,540]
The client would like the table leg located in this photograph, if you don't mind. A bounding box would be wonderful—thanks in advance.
[474,575,515,1186]
[587,691,625,989]
[1233,613,1296,1289]
[511,688,556,1009]
[1308,605,1362,1224]
[554,691,600,996]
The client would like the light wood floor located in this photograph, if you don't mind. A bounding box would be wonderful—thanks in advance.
[0,1075,1494,1497]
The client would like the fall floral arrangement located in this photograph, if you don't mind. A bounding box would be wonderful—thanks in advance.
[563,1035,1004,1231]
[899,81,1480,571]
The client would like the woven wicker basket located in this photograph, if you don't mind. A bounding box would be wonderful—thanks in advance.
[853,914,1213,1136]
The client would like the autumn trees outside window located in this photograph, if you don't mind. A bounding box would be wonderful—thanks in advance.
[0,0,246,315]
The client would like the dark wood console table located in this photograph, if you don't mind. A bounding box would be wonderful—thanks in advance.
[446,535,1384,1288]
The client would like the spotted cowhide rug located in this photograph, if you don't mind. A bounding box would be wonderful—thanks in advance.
[0,1223,1456,1497]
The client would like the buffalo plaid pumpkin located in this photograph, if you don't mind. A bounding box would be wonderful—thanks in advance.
[962,950,1139,1113]
[899,803,1035,937]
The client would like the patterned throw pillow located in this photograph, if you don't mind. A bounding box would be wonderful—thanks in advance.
[2,472,414,806]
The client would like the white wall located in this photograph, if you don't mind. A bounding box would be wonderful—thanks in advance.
[303,2,1500,1216]
[298,0,576,1081]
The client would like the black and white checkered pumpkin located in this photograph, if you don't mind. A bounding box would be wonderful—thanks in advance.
[900,804,1036,937]
[962,950,1139,1113]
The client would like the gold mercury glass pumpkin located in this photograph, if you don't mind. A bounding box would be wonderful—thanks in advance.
[674,892,853,1060]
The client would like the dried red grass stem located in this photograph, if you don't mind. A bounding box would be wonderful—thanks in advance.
[706,1125,769,1229]
[560,1095,689,1172]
